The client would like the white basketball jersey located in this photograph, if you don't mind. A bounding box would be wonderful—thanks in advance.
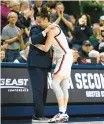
[52,24,71,57]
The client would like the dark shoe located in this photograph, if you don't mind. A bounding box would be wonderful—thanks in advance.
[32,115,49,123]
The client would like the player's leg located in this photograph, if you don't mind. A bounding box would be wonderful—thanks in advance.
[60,78,69,113]
[48,76,69,123]
[51,77,65,113]
[60,78,70,121]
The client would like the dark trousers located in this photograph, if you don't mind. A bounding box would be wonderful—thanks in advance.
[5,49,20,62]
[28,67,48,117]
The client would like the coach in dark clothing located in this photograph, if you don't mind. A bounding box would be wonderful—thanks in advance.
[27,24,52,121]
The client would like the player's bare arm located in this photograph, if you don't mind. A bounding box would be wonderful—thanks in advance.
[35,27,59,52]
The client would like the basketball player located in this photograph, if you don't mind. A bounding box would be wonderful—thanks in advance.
[34,7,73,123]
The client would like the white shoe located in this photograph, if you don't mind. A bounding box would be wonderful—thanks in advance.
[48,113,69,123]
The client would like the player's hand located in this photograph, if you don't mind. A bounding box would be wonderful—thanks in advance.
[45,23,56,33]
[48,23,56,29]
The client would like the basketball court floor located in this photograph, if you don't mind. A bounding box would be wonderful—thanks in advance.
[1,117,104,124]
[1,120,104,124]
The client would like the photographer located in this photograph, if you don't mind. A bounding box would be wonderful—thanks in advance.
[71,14,93,51]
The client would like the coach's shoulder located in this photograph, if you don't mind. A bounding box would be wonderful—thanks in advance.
[31,25,41,30]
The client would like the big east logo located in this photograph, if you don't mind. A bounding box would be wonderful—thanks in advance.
[0,78,29,92]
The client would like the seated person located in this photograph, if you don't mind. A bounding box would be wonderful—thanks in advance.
[72,47,80,65]
[0,50,6,62]
[100,16,104,37]
[14,42,30,63]
[99,52,104,65]
[72,14,93,50]
[89,23,104,51]
[88,50,100,63]
[99,42,104,52]
[79,40,93,57]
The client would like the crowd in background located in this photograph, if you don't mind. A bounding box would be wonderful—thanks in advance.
[0,0,104,65]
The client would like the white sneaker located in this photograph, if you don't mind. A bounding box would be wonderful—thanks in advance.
[48,113,69,123]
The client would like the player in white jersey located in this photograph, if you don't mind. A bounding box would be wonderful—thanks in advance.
[34,7,73,123]
[52,24,73,78]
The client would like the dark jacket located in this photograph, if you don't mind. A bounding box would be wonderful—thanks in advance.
[27,25,52,68]
[72,26,93,45]
[79,50,89,58]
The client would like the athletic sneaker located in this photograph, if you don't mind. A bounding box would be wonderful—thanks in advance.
[32,115,49,123]
[48,113,69,123]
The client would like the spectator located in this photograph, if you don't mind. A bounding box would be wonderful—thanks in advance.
[10,0,20,14]
[79,40,93,58]
[72,14,93,50]
[72,47,80,65]
[50,2,73,45]
[20,0,30,13]
[19,9,32,43]
[10,1,24,28]
[80,1,104,23]
[0,39,8,51]
[11,0,33,32]
[2,12,24,62]
[99,52,104,65]
[99,16,104,52]
[100,16,104,38]
[0,50,6,62]
[11,1,34,43]
[89,23,103,51]
[46,0,57,14]
[99,42,104,53]
[1,0,11,31]
[100,16,104,26]
[33,0,45,19]
[14,42,30,63]
[88,50,100,63]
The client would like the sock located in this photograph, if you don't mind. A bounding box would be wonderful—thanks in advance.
[64,106,67,113]
[59,106,65,114]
